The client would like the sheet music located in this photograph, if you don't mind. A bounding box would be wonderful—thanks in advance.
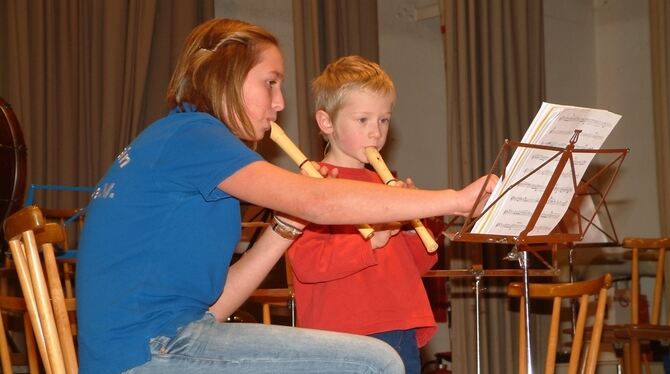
[471,102,621,236]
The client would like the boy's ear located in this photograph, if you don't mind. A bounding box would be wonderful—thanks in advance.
[315,110,334,135]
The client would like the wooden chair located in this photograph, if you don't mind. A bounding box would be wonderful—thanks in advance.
[41,207,85,298]
[239,204,296,325]
[3,206,77,374]
[610,237,670,374]
[0,218,77,374]
[248,254,295,325]
[508,273,612,374]
[0,271,40,374]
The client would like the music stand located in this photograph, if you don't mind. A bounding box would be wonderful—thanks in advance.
[447,131,628,374]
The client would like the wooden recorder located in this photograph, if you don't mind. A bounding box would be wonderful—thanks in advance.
[269,122,375,240]
[365,147,439,253]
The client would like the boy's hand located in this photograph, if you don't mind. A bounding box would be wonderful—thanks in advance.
[370,227,400,250]
[367,176,414,249]
[302,161,339,179]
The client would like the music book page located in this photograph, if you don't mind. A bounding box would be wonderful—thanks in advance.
[471,102,621,236]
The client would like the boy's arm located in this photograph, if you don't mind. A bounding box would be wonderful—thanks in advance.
[288,224,379,283]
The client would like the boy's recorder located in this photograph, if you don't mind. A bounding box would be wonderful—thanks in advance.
[269,122,375,240]
[364,147,439,253]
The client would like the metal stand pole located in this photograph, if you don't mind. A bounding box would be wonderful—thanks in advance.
[289,296,296,327]
[474,271,483,374]
[521,250,534,374]
[569,247,577,335]
[504,245,534,374]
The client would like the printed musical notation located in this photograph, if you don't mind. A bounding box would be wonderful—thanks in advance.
[471,102,621,237]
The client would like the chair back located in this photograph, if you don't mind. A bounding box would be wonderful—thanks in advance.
[3,206,77,374]
[241,204,296,325]
[622,237,670,325]
[508,273,612,374]
[40,207,85,299]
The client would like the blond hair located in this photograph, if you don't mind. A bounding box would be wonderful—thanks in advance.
[166,18,278,145]
[312,55,396,121]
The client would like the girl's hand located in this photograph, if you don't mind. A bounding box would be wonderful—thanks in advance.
[455,174,499,217]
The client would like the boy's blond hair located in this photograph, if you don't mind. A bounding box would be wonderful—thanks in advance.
[312,56,396,121]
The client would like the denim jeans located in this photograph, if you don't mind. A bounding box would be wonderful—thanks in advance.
[369,329,420,374]
[124,313,404,373]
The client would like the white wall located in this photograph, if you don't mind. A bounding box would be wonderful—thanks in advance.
[544,0,659,240]
[377,1,448,190]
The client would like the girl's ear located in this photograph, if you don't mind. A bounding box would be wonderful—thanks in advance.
[315,110,334,135]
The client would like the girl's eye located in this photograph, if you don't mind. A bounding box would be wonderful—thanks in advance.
[380,118,390,125]
[267,80,278,88]
[358,117,368,124]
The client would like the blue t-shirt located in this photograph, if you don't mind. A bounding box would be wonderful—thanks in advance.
[76,104,262,373]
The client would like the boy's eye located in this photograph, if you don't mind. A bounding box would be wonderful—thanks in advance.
[358,117,368,124]
[380,118,390,125]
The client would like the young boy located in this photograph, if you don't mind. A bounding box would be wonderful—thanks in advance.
[287,55,437,374]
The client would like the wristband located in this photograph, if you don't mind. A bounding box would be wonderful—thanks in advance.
[271,214,303,240]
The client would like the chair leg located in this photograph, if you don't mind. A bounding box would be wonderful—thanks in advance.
[623,342,631,374]
[0,311,14,374]
[630,337,640,374]
[63,263,74,299]
[24,313,39,374]
[262,304,271,325]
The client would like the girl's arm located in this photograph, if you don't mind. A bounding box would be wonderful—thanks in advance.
[218,160,496,225]
[210,160,496,320]
[209,222,295,320]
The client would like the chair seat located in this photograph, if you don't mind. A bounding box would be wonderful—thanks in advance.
[612,324,670,340]
[249,288,293,305]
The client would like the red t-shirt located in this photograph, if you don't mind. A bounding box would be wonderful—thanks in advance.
[287,164,437,347]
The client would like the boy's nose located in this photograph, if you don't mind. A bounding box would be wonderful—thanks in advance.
[369,124,381,138]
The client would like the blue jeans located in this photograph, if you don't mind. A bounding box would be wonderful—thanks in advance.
[124,313,404,373]
[369,330,420,374]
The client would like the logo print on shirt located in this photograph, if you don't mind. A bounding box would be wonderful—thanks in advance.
[117,146,131,168]
[91,183,115,200]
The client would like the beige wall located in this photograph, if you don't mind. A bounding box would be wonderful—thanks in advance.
[377,1,448,190]
[545,0,659,239]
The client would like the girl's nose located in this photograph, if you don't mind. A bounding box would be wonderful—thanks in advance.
[272,91,285,112]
